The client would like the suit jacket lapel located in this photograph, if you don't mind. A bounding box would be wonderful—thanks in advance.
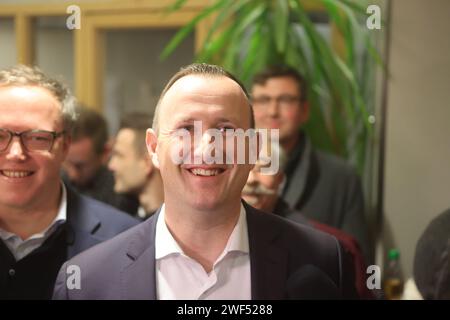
[121,210,159,299]
[246,203,288,299]
[65,186,102,258]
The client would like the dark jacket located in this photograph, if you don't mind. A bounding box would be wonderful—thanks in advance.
[53,202,356,299]
[65,185,140,258]
[274,199,373,299]
[282,135,372,264]
[0,185,139,299]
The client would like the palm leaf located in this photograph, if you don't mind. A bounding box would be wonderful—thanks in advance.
[161,0,385,175]
[160,1,225,60]
[273,0,289,53]
[164,0,189,14]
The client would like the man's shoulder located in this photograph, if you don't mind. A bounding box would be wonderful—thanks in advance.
[80,193,138,224]
[53,217,156,299]
[68,187,139,228]
[245,204,339,250]
[314,148,358,178]
[63,214,155,270]
[244,204,353,297]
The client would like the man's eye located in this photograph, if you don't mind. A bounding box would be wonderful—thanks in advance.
[219,127,234,134]
[30,135,50,141]
[170,126,193,139]
[178,125,194,131]
[253,96,270,104]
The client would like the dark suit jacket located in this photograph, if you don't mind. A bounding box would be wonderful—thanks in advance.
[65,185,140,258]
[274,199,373,299]
[282,136,372,264]
[53,202,356,299]
[0,185,139,299]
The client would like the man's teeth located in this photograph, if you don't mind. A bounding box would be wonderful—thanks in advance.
[1,170,33,178]
[190,168,221,176]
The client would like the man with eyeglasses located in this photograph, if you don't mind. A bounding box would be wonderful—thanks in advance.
[0,65,138,299]
[251,65,372,265]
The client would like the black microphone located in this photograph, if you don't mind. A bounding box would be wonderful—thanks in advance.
[286,265,342,300]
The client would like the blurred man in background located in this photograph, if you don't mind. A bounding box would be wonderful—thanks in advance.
[251,65,371,263]
[62,105,138,215]
[413,208,450,300]
[242,140,372,298]
[109,112,163,219]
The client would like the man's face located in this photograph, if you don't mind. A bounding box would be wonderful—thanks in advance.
[109,128,148,195]
[241,162,283,212]
[63,137,104,187]
[252,76,308,144]
[147,75,253,211]
[0,86,68,211]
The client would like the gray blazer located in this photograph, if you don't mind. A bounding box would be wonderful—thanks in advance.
[53,202,356,299]
[65,185,140,259]
[282,138,371,264]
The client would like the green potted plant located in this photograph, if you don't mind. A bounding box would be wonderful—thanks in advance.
[161,0,384,177]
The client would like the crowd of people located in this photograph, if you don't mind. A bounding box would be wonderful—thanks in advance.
[0,63,446,300]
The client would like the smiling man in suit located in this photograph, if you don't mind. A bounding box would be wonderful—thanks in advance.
[0,65,138,299]
[53,63,356,300]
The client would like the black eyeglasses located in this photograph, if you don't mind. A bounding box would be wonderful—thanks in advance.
[251,94,301,109]
[0,129,65,152]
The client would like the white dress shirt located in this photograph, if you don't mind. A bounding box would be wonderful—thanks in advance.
[0,183,67,261]
[155,203,251,300]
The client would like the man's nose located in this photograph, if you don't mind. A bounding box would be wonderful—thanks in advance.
[247,170,258,185]
[108,157,116,172]
[5,138,27,161]
[193,131,214,159]
[267,98,280,116]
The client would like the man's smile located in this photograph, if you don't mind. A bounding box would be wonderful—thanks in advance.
[0,169,35,179]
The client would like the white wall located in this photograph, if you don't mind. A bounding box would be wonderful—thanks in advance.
[383,0,450,279]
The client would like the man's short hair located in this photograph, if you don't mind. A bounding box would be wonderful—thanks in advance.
[0,64,78,132]
[119,112,153,157]
[72,105,108,155]
[414,208,450,299]
[152,63,254,134]
[251,65,308,103]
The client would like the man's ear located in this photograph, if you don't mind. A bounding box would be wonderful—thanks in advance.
[143,152,154,176]
[252,130,263,170]
[146,129,159,169]
[247,129,261,171]
[100,138,113,164]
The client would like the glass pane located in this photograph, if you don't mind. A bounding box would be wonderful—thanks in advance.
[104,29,195,135]
[35,16,74,92]
[0,18,16,69]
